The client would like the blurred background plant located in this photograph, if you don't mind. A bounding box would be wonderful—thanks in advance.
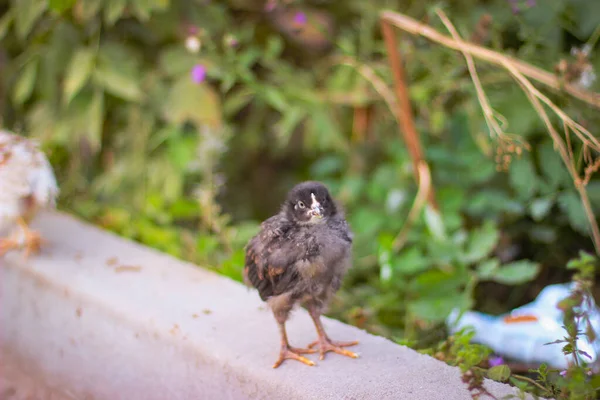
[1,0,600,395]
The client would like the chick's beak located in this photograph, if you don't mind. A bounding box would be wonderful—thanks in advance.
[310,204,323,218]
[309,193,324,218]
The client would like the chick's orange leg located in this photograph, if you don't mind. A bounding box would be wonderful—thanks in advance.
[16,217,44,258]
[272,322,316,369]
[0,237,19,256]
[307,306,359,361]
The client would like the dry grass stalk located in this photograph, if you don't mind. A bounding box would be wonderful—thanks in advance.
[380,11,600,110]
[381,20,438,209]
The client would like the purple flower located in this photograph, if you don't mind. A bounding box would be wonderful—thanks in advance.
[507,0,520,14]
[560,370,567,377]
[488,356,504,367]
[264,0,276,12]
[191,64,206,84]
[294,12,307,25]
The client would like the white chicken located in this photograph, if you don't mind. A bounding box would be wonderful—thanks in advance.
[0,129,59,258]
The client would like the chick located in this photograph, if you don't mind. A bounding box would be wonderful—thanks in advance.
[0,130,58,258]
[244,181,358,368]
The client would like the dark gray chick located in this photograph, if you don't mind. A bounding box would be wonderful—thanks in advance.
[243,181,358,368]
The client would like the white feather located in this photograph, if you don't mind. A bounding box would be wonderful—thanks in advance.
[0,130,59,234]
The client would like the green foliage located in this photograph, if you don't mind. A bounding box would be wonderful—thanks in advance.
[1,0,600,395]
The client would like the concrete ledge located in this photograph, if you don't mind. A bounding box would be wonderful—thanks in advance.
[0,212,529,399]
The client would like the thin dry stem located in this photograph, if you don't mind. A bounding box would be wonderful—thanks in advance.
[436,11,502,139]
[583,158,600,186]
[336,57,398,121]
[380,11,600,109]
[435,10,529,157]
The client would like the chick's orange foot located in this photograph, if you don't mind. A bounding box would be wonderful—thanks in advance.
[307,337,359,361]
[16,218,45,259]
[0,221,45,259]
[272,345,316,368]
[0,237,18,256]
[22,229,43,258]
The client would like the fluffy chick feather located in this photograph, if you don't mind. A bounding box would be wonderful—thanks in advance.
[0,129,58,255]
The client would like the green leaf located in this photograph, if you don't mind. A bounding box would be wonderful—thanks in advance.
[539,140,570,189]
[94,59,142,102]
[262,87,288,112]
[379,255,392,282]
[162,75,222,128]
[86,90,104,154]
[14,0,47,39]
[0,10,13,40]
[48,0,76,13]
[567,251,596,270]
[462,221,499,264]
[562,0,600,37]
[490,260,540,285]
[529,225,557,243]
[308,108,346,151]
[63,48,96,105]
[489,86,540,136]
[219,248,245,282]
[53,90,103,154]
[104,0,128,25]
[529,197,553,221]
[130,0,169,21]
[409,293,471,323]
[466,189,525,217]
[488,365,511,382]
[394,247,430,276]
[167,136,197,170]
[231,222,260,249]
[223,87,254,118]
[263,35,284,61]
[587,181,600,211]
[411,268,467,296]
[438,187,465,214]
[426,236,462,266]
[158,46,198,78]
[558,191,589,234]
[509,154,538,200]
[26,103,56,142]
[424,204,447,241]
[274,107,306,148]
[310,156,344,178]
[12,58,38,106]
[350,208,386,236]
[77,0,102,21]
[327,64,359,92]
[476,258,500,280]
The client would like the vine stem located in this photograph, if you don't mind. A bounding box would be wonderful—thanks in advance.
[381,19,438,209]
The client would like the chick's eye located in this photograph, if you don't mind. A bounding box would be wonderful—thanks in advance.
[297,201,305,209]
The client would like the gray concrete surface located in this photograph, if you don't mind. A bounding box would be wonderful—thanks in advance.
[0,212,532,400]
